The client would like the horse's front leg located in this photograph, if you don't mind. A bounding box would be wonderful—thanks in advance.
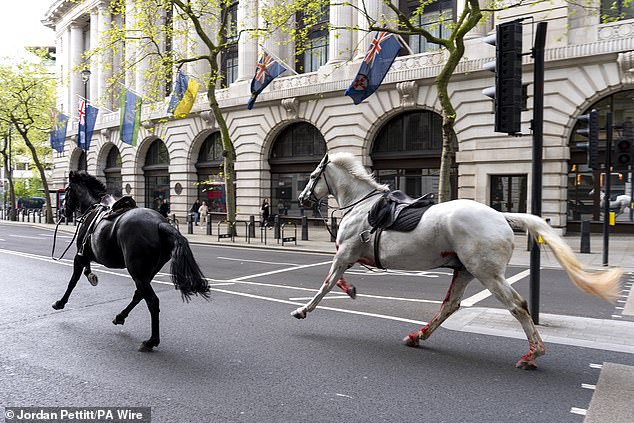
[52,254,86,310]
[292,257,351,319]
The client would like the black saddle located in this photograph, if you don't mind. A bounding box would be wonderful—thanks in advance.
[368,191,435,232]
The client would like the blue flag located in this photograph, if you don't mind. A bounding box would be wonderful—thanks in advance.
[248,51,287,110]
[120,88,141,146]
[78,100,98,151]
[167,70,200,117]
[49,111,68,154]
[345,31,402,105]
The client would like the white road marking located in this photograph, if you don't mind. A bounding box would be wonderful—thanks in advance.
[231,260,333,281]
[581,383,596,390]
[289,292,442,304]
[569,407,587,416]
[289,295,352,301]
[461,269,531,307]
[589,363,603,369]
[9,234,47,240]
[217,256,301,266]
[0,239,5,242]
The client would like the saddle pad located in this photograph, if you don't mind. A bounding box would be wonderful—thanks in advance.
[368,191,434,232]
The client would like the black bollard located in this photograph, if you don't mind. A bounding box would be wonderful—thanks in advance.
[206,213,212,235]
[187,213,194,234]
[580,220,591,254]
[274,214,280,239]
[331,216,338,242]
[301,216,308,241]
[248,215,256,238]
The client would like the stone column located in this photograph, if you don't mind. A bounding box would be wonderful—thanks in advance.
[125,0,137,91]
[327,0,353,64]
[69,23,84,115]
[355,0,381,59]
[89,9,99,103]
[97,2,113,109]
[237,0,258,82]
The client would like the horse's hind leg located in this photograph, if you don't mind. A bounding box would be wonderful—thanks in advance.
[52,254,86,310]
[477,274,545,369]
[137,283,160,352]
[404,270,473,347]
[113,289,143,325]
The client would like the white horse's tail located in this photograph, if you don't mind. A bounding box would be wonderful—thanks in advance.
[503,213,622,302]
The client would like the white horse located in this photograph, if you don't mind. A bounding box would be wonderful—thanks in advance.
[295,153,622,369]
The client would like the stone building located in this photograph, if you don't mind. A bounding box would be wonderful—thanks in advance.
[43,0,634,232]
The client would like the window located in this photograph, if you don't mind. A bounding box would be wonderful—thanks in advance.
[221,2,239,87]
[296,5,329,73]
[601,0,634,22]
[490,175,527,213]
[144,139,169,167]
[270,122,326,162]
[373,111,444,155]
[223,45,239,86]
[196,133,234,213]
[104,147,122,197]
[402,0,455,54]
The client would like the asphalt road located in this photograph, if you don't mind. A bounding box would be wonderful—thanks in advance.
[0,223,632,422]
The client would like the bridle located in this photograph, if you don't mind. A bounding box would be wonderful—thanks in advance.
[50,184,94,261]
[302,154,332,208]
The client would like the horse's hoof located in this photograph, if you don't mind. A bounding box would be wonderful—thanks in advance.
[515,359,538,370]
[52,301,65,310]
[87,273,98,286]
[403,335,419,347]
[112,315,125,325]
[346,285,357,299]
[138,342,154,352]
[291,308,307,319]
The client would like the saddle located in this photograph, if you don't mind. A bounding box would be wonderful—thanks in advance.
[78,196,138,256]
[366,191,435,270]
[104,195,137,219]
[367,190,435,232]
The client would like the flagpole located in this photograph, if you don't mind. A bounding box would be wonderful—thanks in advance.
[74,94,114,113]
[116,82,147,102]
[395,34,414,55]
[258,46,298,76]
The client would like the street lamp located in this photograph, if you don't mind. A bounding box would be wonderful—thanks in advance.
[80,68,90,171]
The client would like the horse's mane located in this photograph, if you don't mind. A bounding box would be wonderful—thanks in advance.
[329,152,390,192]
[74,171,107,198]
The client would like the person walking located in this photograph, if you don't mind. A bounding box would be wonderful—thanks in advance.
[198,200,209,224]
[261,198,270,227]
[190,199,200,225]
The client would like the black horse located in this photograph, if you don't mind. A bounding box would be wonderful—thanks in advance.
[53,170,210,351]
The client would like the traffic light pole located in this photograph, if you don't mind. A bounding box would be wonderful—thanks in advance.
[603,112,613,266]
[529,22,547,325]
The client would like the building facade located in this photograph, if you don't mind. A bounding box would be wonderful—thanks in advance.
[43,0,634,232]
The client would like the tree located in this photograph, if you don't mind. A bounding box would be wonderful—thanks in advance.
[0,130,17,221]
[93,0,244,223]
[0,60,56,223]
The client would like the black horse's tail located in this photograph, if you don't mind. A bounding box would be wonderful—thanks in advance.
[159,222,210,302]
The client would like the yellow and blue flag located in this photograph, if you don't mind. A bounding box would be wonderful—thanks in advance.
[248,51,286,110]
[49,110,69,154]
[345,31,402,105]
[120,88,141,146]
[168,70,200,117]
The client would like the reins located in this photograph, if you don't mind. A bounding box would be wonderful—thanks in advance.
[50,205,97,261]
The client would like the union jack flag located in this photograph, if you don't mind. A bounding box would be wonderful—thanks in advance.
[78,99,86,126]
[345,31,402,105]
[77,98,99,151]
[248,50,287,110]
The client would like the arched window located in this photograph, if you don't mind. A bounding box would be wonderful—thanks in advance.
[295,6,329,73]
[568,90,634,226]
[269,122,326,216]
[104,146,122,197]
[196,132,234,213]
[143,139,170,211]
[371,110,456,199]
[77,150,87,171]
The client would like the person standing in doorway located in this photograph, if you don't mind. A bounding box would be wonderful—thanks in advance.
[191,199,201,225]
[198,200,209,224]
[261,198,270,227]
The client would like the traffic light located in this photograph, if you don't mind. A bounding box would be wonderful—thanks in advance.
[576,109,600,169]
[482,19,523,134]
[614,120,633,169]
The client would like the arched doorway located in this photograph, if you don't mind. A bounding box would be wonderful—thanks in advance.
[143,139,170,212]
[196,132,234,213]
[568,89,634,229]
[269,122,326,216]
[104,146,122,197]
[76,150,87,171]
[371,110,457,199]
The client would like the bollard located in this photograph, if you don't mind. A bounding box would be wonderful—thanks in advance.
[274,214,280,239]
[331,216,338,242]
[187,213,194,234]
[206,213,212,236]
[248,215,256,238]
[301,216,308,241]
[580,220,591,254]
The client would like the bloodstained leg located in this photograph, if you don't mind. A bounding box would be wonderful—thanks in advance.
[336,277,356,299]
[404,270,473,347]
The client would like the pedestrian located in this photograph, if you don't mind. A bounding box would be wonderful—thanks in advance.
[261,198,270,227]
[277,199,285,215]
[190,199,200,225]
[159,199,169,218]
[198,200,209,224]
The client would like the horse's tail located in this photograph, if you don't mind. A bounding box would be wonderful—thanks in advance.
[503,213,622,302]
[158,222,210,302]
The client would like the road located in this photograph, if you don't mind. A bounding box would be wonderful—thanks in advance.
[0,222,632,422]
